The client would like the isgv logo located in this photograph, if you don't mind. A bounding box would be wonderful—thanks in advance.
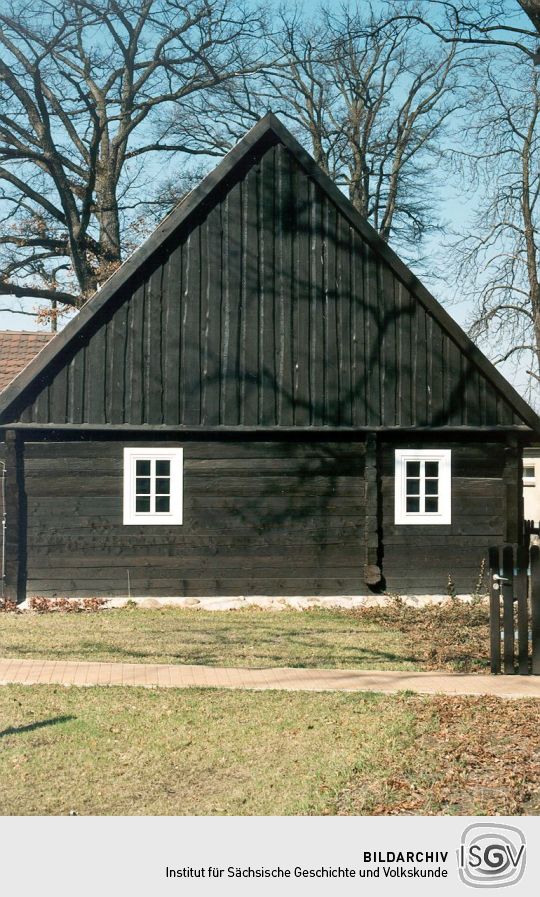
[458,823,526,888]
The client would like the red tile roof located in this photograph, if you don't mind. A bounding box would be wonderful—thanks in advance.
[0,331,53,392]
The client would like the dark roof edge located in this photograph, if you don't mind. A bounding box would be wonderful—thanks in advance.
[0,112,539,433]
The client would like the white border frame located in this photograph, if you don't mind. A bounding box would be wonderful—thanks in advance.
[123,447,183,525]
[394,449,451,525]
[523,463,536,487]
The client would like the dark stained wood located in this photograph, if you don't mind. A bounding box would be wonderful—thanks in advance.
[381,435,509,593]
[504,435,521,543]
[108,298,128,424]
[351,229,364,427]
[182,229,202,426]
[516,544,529,674]
[242,165,260,427]
[259,145,276,427]
[489,546,501,674]
[364,433,381,585]
[429,313,444,426]
[415,306,428,426]
[23,437,367,598]
[3,430,26,603]
[277,144,294,428]
[163,245,182,426]
[126,284,144,425]
[294,160,310,428]
[2,423,533,433]
[531,545,540,674]
[2,129,533,432]
[145,264,164,425]
[502,545,515,674]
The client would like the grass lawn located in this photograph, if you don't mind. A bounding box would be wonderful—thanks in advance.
[0,602,490,672]
[0,684,538,816]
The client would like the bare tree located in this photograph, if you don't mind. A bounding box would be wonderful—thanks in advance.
[0,0,268,318]
[451,52,540,389]
[167,4,466,259]
[384,0,540,62]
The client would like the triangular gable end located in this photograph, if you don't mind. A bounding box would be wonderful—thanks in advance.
[0,113,538,432]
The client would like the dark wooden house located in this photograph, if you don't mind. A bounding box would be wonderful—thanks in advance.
[1,114,539,602]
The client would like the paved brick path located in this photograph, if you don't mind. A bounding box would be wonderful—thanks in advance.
[1,657,540,697]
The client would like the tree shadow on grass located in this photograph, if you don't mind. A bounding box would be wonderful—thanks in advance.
[0,715,75,739]
[1,629,423,668]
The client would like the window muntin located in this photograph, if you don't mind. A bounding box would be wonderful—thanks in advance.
[395,449,451,525]
[405,459,440,514]
[123,448,183,525]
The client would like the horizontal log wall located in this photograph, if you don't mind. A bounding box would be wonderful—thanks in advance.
[380,437,511,594]
[23,437,367,597]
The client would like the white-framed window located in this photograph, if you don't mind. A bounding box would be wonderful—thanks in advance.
[394,449,451,525]
[523,465,536,487]
[123,447,183,525]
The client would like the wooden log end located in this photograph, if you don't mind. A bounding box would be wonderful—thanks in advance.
[364,564,382,586]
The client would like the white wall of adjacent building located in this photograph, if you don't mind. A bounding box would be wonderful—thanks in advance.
[523,449,540,523]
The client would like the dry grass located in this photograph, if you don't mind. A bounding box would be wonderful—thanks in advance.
[355,599,491,672]
[0,685,538,816]
[336,695,540,816]
[0,601,490,672]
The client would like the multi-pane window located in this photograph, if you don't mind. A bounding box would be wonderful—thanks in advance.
[123,448,183,525]
[404,460,440,514]
[395,450,451,524]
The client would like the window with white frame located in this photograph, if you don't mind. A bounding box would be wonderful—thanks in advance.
[123,447,183,525]
[394,449,451,525]
[523,465,536,487]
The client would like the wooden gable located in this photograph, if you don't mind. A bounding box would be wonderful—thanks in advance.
[0,115,537,431]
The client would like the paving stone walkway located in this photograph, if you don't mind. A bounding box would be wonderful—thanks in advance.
[1,657,540,697]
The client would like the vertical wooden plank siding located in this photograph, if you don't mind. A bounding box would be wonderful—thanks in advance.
[502,545,515,674]
[489,546,501,674]
[340,224,353,427]
[503,436,521,543]
[127,284,144,425]
[163,245,182,426]
[109,299,128,424]
[531,545,540,675]
[182,231,202,426]
[146,265,164,425]
[86,323,106,423]
[242,165,259,426]
[9,139,530,430]
[310,181,324,426]
[516,544,529,674]
[259,145,276,426]
[279,144,295,427]
[351,229,363,427]
[294,153,310,427]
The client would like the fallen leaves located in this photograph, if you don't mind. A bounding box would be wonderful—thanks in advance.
[336,694,540,816]
[351,599,491,672]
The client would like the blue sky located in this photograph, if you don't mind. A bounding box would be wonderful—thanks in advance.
[0,0,532,394]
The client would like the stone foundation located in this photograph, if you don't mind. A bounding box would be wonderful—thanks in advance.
[98,593,479,611]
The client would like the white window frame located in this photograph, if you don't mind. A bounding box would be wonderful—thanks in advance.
[123,447,183,525]
[523,464,536,487]
[394,449,451,525]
